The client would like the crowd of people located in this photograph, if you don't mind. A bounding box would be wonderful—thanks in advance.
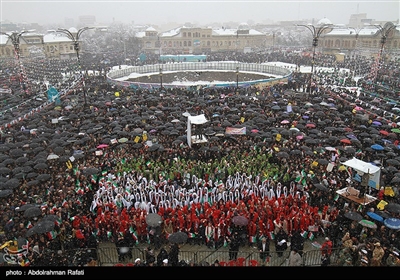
[0,48,400,267]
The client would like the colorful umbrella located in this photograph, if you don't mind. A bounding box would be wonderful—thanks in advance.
[371,144,384,151]
[97,144,109,149]
[384,217,400,230]
[358,219,377,229]
[366,211,384,222]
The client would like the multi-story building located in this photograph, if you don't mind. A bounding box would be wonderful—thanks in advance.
[137,23,272,54]
[0,28,87,59]
[319,21,400,60]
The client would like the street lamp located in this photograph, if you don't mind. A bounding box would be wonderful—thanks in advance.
[366,22,398,85]
[297,23,332,96]
[57,27,93,106]
[1,30,30,92]
[375,22,398,63]
[348,27,364,79]
[236,66,239,91]
[159,67,163,89]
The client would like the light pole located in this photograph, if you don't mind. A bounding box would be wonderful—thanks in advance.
[366,22,398,86]
[297,23,332,96]
[1,30,30,92]
[159,67,163,89]
[236,66,239,91]
[57,27,93,106]
[375,22,398,64]
[349,27,363,80]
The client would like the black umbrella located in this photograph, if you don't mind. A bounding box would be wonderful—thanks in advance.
[232,215,249,226]
[2,178,20,189]
[384,203,400,214]
[375,210,391,219]
[33,162,48,169]
[344,211,363,222]
[16,204,38,212]
[83,167,100,175]
[148,144,160,152]
[0,167,11,175]
[37,173,51,182]
[0,189,13,198]
[42,214,59,222]
[313,183,329,192]
[23,207,42,218]
[168,231,188,244]
[146,213,162,227]
[34,219,55,233]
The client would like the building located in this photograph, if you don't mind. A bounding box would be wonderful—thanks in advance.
[0,29,84,59]
[137,23,272,55]
[319,21,400,60]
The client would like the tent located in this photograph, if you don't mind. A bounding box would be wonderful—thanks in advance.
[342,157,381,189]
[187,114,208,148]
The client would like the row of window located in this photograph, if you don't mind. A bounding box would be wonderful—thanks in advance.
[1,44,75,56]
[147,40,257,49]
[182,32,211,38]
[322,39,398,49]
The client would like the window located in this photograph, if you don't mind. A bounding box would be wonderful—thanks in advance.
[188,32,191,37]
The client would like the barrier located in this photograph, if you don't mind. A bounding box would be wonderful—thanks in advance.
[106,62,292,91]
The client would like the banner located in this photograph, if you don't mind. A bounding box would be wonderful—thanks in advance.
[225,127,246,135]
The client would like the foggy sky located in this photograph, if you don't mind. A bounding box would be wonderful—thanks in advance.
[1,0,399,28]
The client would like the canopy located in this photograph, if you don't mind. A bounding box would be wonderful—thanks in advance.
[342,157,381,189]
[187,114,209,148]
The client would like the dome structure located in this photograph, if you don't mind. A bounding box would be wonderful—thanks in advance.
[317,17,332,26]
[238,22,249,30]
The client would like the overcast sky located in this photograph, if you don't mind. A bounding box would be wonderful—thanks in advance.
[1,0,399,28]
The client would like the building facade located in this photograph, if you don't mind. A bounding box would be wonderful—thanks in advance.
[137,23,273,55]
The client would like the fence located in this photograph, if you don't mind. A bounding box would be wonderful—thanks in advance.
[0,244,342,267]
[105,62,292,90]
[95,245,343,267]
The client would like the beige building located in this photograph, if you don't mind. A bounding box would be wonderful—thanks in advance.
[137,23,272,54]
[0,29,82,59]
[319,22,400,59]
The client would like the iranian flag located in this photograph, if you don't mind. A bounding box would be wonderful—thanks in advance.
[47,230,58,240]
[26,221,33,229]
[269,232,275,240]
[301,230,308,238]
[308,232,315,241]
[62,199,68,207]
[188,233,196,238]
[249,236,257,243]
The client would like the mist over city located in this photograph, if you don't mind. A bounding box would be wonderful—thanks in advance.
[1,0,399,30]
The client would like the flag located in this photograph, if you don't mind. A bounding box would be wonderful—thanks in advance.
[26,221,33,229]
[300,230,308,238]
[334,194,339,201]
[62,199,68,207]
[55,217,62,227]
[47,230,58,240]
[188,233,196,238]
[249,236,257,243]
[269,232,275,240]
[308,232,314,241]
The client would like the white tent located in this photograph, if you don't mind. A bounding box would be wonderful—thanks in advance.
[342,157,381,189]
[187,114,208,148]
